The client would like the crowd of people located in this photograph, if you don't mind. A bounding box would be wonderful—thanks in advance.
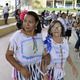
[5,8,80,80]
[1,2,79,80]
[41,9,80,54]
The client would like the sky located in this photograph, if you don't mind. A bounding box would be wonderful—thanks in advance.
[0,0,15,7]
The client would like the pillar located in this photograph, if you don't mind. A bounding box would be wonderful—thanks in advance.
[53,0,54,8]
[74,0,77,9]
[72,0,74,9]
[62,0,64,6]
[64,0,66,8]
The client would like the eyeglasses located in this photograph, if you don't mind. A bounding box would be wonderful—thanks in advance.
[52,26,62,30]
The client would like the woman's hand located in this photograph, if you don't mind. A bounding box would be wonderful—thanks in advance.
[72,65,78,78]
[43,75,47,80]
[20,67,32,79]
[67,55,78,78]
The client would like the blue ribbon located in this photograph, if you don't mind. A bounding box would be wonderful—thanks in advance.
[44,35,52,52]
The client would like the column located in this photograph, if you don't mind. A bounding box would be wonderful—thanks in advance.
[62,0,64,6]
[74,0,77,9]
[53,0,54,8]
[64,0,66,8]
[72,0,75,9]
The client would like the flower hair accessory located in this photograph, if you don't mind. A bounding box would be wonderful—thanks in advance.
[20,10,27,21]
[44,35,52,52]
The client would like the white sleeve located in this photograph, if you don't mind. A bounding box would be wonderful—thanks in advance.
[9,37,17,53]
[58,18,64,25]
[65,19,68,24]
[9,32,18,52]
[65,39,69,55]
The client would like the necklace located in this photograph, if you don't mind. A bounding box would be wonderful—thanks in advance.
[60,45,63,70]
[68,19,72,24]
[32,37,38,54]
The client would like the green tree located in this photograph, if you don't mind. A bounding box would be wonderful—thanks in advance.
[33,0,42,8]
[8,1,11,8]
[77,0,80,3]
[0,5,3,7]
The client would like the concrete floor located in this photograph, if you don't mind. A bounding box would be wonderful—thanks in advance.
[0,27,80,80]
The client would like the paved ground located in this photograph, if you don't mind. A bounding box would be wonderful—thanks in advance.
[0,26,80,80]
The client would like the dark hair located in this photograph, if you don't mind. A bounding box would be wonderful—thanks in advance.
[60,12,65,17]
[48,20,64,37]
[78,9,80,11]
[6,3,8,6]
[16,11,42,32]
[16,9,20,15]
[25,11,42,33]
[60,10,61,12]
[52,10,55,13]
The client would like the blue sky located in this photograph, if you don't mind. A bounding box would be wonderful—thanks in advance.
[0,0,15,7]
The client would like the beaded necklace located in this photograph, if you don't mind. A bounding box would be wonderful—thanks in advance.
[68,19,72,24]
[32,37,38,54]
[60,45,63,70]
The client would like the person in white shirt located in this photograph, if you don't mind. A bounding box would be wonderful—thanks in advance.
[6,11,47,80]
[51,11,57,21]
[58,12,68,38]
[66,13,74,43]
[3,3,10,24]
[43,20,78,80]
[76,10,80,20]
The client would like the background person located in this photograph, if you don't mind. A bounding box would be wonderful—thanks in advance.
[51,10,57,21]
[15,9,21,22]
[45,10,49,26]
[74,15,80,52]
[41,10,46,28]
[3,3,10,24]
[57,10,62,18]
[16,10,27,30]
[58,12,68,38]
[66,13,74,43]
[76,9,80,20]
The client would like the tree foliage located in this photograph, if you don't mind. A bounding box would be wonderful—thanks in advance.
[77,0,80,3]
[66,1,72,4]
[33,0,41,4]
[0,5,3,7]
[33,0,42,8]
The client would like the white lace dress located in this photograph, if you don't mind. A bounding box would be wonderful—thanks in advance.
[44,37,69,80]
[9,30,44,80]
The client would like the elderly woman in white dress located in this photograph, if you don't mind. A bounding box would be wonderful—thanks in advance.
[43,20,78,80]
[6,11,46,80]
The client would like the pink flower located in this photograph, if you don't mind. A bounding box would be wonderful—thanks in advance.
[20,10,27,21]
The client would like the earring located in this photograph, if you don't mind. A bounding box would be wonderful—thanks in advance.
[35,26,37,30]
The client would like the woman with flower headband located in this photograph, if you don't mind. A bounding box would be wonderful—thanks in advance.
[15,9,21,22]
[16,10,27,30]
[43,20,78,80]
[6,11,48,80]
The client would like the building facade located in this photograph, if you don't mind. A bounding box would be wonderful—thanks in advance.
[21,0,77,9]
